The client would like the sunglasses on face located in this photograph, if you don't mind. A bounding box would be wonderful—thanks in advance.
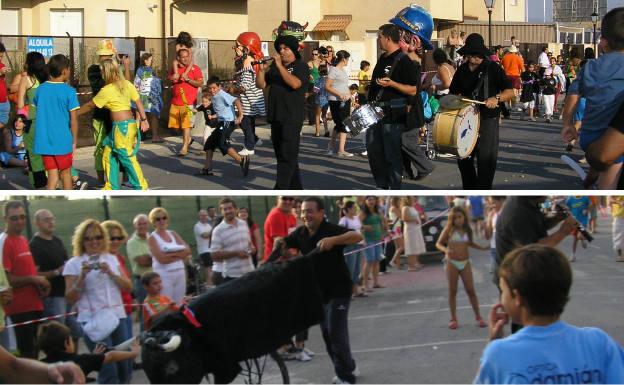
[155,216,168,222]
[8,214,26,221]
[84,235,104,242]
[110,236,124,241]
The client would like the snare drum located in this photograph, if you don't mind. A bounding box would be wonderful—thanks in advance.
[343,102,384,137]
[432,103,479,159]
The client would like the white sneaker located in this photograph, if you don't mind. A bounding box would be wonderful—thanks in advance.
[360,151,368,156]
[297,351,312,362]
[337,151,354,157]
[332,376,352,384]
[238,148,255,156]
[352,365,360,377]
[303,348,315,357]
[327,149,335,155]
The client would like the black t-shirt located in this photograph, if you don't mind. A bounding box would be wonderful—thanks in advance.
[541,77,557,95]
[610,101,624,135]
[368,49,419,124]
[87,65,110,123]
[266,60,310,125]
[450,60,513,119]
[30,235,68,297]
[277,220,352,302]
[42,351,105,376]
[495,197,548,284]
[197,104,217,128]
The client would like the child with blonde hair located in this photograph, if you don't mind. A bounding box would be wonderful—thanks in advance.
[78,59,149,190]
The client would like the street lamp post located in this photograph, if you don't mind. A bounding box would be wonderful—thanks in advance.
[484,0,496,50]
[591,11,599,57]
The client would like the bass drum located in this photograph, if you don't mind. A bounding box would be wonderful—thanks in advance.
[432,103,479,159]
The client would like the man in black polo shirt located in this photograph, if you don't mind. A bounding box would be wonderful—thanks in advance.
[256,35,310,190]
[495,196,576,332]
[586,101,624,188]
[270,196,363,384]
[367,23,420,190]
[449,33,515,189]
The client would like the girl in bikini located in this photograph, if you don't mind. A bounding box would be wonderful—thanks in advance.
[436,206,489,330]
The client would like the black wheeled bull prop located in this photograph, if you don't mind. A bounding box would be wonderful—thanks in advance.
[141,249,330,384]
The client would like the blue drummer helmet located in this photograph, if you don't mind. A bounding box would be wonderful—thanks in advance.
[389,4,434,50]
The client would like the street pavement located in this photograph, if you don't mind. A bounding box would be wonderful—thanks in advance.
[126,218,623,384]
[0,110,586,190]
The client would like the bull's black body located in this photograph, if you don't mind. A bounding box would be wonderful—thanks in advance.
[141,254,328,384]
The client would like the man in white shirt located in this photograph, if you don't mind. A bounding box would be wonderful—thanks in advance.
[210,198,255,284]
[194,210,213,286]
[538,46,550,77]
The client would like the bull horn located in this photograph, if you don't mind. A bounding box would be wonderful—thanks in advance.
[159,334,182,352]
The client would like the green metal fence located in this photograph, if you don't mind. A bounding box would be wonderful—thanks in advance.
[0,196,340,261]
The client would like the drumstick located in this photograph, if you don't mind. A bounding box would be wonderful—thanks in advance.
[461,98,487,105]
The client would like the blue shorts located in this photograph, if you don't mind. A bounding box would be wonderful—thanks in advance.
[364,243,383,263]
[0,102,9,126]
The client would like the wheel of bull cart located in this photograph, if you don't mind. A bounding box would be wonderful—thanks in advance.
[205,351,290,384]
[426,149,437,160]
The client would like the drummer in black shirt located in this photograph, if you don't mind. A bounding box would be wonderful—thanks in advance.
[268,197,362,384]
[256,35,310,190]
[449,33,514,189]
[367,24,420,190]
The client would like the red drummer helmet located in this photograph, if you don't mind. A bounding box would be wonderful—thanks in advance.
[236,32,263,59]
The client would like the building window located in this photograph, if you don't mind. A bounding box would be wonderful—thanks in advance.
[50,9,84,36]
[106,10,128,37]
[0,8,19,35]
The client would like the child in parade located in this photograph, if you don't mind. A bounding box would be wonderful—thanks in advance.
[78,59,149,190]
[520,62,539,121]
[200,79,248,177]
[32,55,79,190]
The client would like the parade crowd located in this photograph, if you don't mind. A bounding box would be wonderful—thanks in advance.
[0,195,623,383]
[1,7,623,190]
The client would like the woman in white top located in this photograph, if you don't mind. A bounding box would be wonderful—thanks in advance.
[338,201,366,297]
[548,56,566,115]
[147,207,191,304]
[429,49,455,99]
[325,50,353,157]
[387,197,404,269]
[401,197,426,271]
[63,219,133,384]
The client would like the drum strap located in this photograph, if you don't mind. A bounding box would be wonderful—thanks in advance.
[375,52,407,103]
[471,61,490,101]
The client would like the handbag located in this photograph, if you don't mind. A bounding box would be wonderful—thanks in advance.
[82,307,120,342]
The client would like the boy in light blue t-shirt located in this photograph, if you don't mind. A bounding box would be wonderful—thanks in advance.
[200,79,248,177]
[32,54,79,190]
[475,244,624,384]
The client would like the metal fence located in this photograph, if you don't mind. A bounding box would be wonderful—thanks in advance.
[0,196,341,259]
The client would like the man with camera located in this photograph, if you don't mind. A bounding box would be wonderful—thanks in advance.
[495,196,577,332]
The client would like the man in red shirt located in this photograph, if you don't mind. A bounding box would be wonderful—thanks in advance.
[263,196,297,262]
[168,48,203,156]
[0,43,11,130]
[2,201,50,358]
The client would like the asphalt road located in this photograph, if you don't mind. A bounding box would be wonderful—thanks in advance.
[125,218,623,384]
[0,109,586,190]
